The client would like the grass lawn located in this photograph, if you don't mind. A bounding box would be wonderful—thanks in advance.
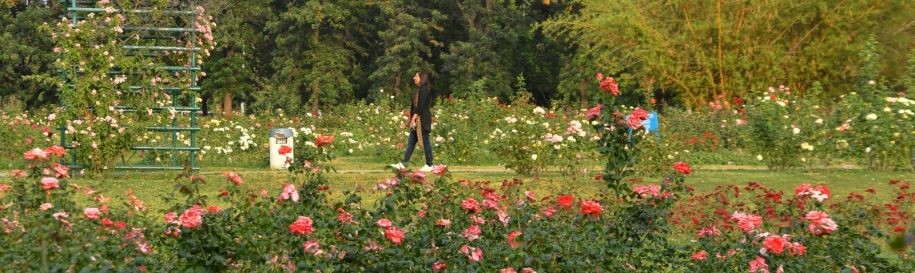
[6,156,909,215]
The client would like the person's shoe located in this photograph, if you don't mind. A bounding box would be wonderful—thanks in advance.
[420,165,433,172]
[390,162,406,170]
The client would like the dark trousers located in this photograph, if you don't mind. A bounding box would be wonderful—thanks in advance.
[402,128,433,166]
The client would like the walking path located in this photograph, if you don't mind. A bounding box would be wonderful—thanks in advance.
[0,164,867,178]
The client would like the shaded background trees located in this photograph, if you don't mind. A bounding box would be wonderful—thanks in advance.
[1,0,914,113]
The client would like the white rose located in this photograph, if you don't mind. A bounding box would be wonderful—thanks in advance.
[757,155,764,161]
[865,113,877,121]
[792,128,801,135]
[531,154,538,160]
[800,142,814,151]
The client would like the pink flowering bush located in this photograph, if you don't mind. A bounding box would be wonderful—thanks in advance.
[673,179,915,272]
[0,146,158,271]
[1,146,913,272]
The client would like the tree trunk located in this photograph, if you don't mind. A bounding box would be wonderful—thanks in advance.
[311,82,320,113]
[311,28,322,113]
[394,71,402,98]
[222,48,234,118]
[578,66,588,108]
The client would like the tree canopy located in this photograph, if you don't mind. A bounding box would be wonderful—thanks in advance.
[2,0,914,113]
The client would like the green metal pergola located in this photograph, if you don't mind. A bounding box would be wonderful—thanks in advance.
[58,0,201,171]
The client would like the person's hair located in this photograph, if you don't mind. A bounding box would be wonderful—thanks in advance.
[415,71,430,89]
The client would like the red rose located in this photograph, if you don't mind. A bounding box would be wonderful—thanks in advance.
[462,225,482,241]
[45,145,66,157]
[222,171,243,186]
[580,200,603,217]
[557,195,574,209]
[691,250,707,261]
[289,216,314,235]
[762,235,789,255]
[600,77,619,96]
[432,261,447,272]
[278,145,293,155]
[586,104,603,120]
[315,134,334,147]
[179,206,204,229]
[507,231,522,249]
[627,114,643,129]
[384,226,405,245]
[461,198,481,213]
[673,162,692,175]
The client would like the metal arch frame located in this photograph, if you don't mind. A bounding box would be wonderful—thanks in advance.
[58,0,201,171]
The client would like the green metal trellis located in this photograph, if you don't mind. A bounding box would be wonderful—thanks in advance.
[58,0,201,171]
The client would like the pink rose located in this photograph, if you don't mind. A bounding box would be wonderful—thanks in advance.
[41,177,59,190]
[278,183,299,203]
[23,148,48,161]
[459,244,484,263]
[179,206,204,228]
[303,240,320,253]
[83,207,101,220]
[462,225,482,241]
[436,219,452,227]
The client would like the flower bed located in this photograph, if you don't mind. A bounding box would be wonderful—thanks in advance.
[1,140,912,272]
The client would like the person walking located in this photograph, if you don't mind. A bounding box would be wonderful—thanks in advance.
[396,71,435,171]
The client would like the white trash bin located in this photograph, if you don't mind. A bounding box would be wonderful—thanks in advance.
[269,128,294,169]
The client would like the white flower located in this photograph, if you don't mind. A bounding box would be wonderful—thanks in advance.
[531,154,538,160]
[815,118,823,125]
[533,107,546,115]
[883,107,892,112]
[865,113,877,121]
[757,155,764,161]
[792,127,801,135]
[800,142,814,151]
[836,140,849,149]
[868,80,876,85]
[865,147,872,153]
[776,101,786,107]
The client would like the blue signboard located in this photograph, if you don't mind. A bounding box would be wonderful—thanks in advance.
[627,112,660,141]
[643,112,659,132]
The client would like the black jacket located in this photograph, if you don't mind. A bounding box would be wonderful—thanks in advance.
[410,85,433,131]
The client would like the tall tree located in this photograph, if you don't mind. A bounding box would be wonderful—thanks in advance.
[268,0,367,113]
[0,2,60,108]
[201,0,271,117]
[442,0,523,100]
[541,0,915,109]
[369,0,443,101]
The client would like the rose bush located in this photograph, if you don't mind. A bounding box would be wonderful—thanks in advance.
[1,141,912,271]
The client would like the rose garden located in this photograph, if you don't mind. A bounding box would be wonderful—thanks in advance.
[1,0,914,272]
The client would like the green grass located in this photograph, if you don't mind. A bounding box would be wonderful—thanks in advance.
[9,156,908,215]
